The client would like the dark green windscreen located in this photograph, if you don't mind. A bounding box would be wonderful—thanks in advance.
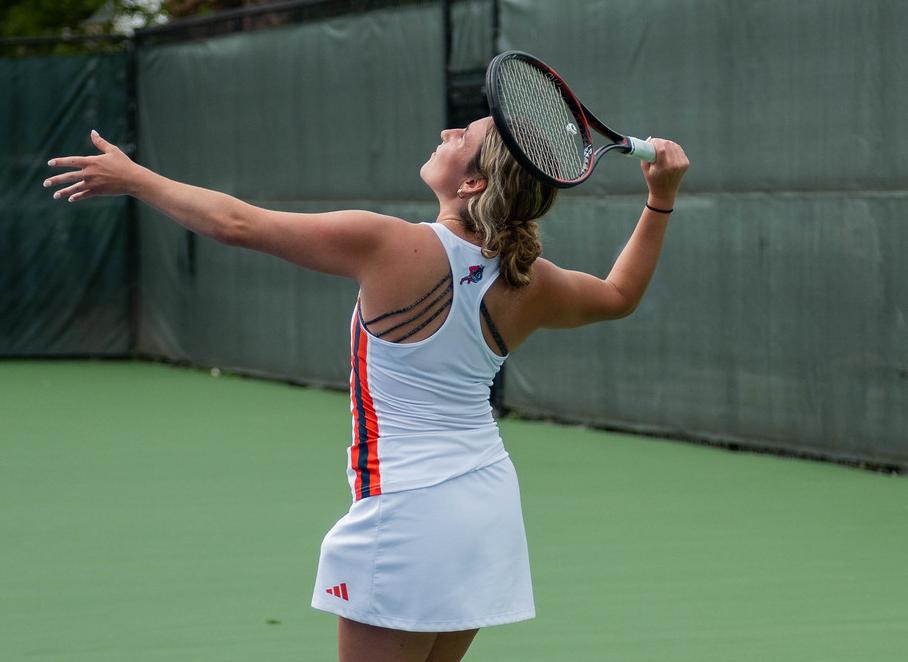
[135,4,444,387]
[2,1,905,466]
[0,54,130,355]
[508,192,907,465]
[499,0,907,196]
[499,0,908,465]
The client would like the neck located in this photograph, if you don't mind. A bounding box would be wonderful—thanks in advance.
[434,190,481,238]
[435,196,468,228]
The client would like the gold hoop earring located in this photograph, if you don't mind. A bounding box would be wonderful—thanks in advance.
[456,189,466,199]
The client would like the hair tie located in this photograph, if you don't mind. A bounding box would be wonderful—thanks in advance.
[645,203,673,214]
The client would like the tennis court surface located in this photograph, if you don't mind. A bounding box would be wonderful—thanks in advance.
[3,360,906,661]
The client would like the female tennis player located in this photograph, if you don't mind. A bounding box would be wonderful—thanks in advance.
[45,119,687,661]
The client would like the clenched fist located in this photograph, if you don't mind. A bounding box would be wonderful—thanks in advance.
[640,138,689,210]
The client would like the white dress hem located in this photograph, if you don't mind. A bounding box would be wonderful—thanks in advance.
[310,596,535,632]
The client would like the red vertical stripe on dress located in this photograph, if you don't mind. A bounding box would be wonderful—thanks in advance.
[349,310,363,498]
[355,317,382,497]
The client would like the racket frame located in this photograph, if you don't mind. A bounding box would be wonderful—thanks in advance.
[486,50,650,188]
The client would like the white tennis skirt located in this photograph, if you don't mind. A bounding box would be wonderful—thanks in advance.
[310,456,535,632]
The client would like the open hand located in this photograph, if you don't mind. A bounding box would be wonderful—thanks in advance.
[44,130,141,202]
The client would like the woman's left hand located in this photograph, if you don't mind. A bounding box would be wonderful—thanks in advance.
[44,130,142,202]
[640,137,689,209]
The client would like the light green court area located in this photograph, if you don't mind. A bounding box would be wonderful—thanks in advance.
[2,361,906,661]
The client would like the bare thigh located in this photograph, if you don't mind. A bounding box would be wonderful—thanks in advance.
[338,617,479,662]
[426,629,479,662]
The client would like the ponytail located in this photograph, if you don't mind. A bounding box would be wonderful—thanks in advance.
[463,126,557,287]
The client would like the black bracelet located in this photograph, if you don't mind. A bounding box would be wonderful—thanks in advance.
[645,203,673,214]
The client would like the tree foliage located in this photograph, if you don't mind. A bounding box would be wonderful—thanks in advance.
[1,0,102,37]
[0,0,171,38]
[164,1,256,20]
[0,0,287,54]
[0,1,276,39]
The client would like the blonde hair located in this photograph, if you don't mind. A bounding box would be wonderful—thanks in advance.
[463,125,558,287]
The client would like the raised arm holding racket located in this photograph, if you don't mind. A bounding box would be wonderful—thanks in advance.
[44,51,688,662]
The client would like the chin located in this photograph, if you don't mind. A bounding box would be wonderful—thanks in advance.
[419,159,436,185]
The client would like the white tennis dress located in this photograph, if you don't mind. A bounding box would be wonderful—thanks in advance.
[310,222,535,631]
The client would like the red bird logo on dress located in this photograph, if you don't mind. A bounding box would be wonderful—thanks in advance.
[459,265,484,285]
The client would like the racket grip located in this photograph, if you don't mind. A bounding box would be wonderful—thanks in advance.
[624,136,656,163]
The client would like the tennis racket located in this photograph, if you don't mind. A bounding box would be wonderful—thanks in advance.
[485,50,656,188]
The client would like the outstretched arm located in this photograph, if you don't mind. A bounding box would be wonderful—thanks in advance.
[44,130,398,279]
[534,138,689,328]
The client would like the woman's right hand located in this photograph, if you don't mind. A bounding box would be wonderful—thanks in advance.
[640,138,689,209]
[44,130,143,203]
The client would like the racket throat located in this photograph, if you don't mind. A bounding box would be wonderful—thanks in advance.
[590,141,634,176]
[594,140,634,159]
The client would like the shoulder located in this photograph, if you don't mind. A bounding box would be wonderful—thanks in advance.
[524,256,563,296]
[528,256,558,280]
[522,256,632,328]
[358,219,448,278]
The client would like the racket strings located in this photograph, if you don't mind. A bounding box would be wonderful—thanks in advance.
[520,65,579,178]
[496,59,586,180]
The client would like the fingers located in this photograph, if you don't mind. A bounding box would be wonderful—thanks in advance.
[44,167,92,201]
[44,132,112,202]
[645,138,689,171]
[47,156,95,169]
[55,181,95,203]
[640,137,689,203]
[90,129,113,153]
[52,180,87,200]
[43,169,85,188]
[67,189,94,203]
[46,128,110,169]
[646,138,667,168]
